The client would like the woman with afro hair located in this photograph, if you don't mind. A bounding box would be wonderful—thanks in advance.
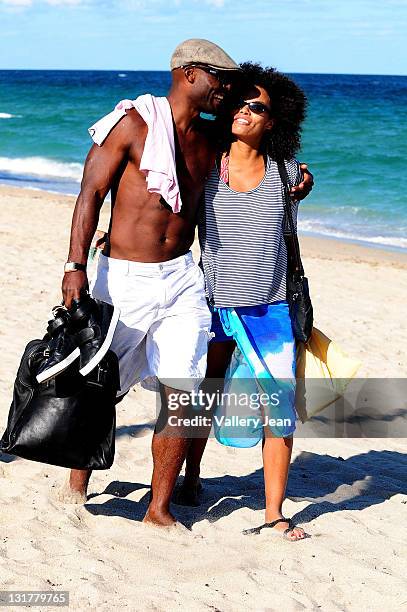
[182,63,311,541]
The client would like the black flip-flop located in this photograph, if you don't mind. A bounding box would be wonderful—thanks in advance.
[243,517,306,540]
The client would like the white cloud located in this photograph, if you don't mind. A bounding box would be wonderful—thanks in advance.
[0,0,33,6]
[46,0,83,4]
[120,0,226,8]
[0,0,227,15]
[0,0,85,5]
[1,0,225,7]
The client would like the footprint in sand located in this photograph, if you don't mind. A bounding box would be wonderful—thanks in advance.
[67,507,89,530]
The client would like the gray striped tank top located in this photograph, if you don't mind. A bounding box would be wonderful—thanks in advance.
[198,156,301,308]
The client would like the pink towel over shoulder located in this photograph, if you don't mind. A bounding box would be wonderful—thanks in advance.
[88,94,182,213]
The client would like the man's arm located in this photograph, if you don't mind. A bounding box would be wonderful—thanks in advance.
[290,163,314,201]
[61,113,140,308]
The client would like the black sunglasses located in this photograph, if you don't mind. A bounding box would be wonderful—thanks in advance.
[183,63,235,85]
[235,99,271,115]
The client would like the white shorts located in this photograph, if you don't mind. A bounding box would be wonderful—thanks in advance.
[90,252,212,395]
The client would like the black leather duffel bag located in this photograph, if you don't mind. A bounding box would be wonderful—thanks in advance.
[1,337,119,470]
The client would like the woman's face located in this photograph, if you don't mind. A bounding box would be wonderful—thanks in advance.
[231,84,273,143]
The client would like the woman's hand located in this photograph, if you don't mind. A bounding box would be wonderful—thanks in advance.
[290,163,314,201]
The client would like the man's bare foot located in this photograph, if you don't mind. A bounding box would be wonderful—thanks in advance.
[53,480,87,505]
[173,477,203,507]
[53,469,91,505]
[143,505,177,527]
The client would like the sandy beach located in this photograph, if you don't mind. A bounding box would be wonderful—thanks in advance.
[0,185,406,611]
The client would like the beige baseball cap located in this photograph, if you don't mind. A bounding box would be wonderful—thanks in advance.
[171,38,240,71]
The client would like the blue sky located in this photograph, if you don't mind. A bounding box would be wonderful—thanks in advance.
[1,0,406,75]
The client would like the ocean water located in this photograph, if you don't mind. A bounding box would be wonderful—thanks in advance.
[0,70,406,251]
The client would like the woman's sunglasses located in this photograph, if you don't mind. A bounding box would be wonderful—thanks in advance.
[235,100,271,115]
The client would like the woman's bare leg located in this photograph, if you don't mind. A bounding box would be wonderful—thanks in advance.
[262,434,305,539]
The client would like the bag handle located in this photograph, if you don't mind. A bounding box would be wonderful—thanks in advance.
[277,161,304,277]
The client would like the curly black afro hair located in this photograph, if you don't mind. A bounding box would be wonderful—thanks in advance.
[217,62,307,161]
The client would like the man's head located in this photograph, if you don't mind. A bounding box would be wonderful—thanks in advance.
[170,39,241,114]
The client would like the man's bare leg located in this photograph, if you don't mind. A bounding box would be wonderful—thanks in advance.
[178,438,207,505]
[176,341,235,506]
[56,468,92,504]
[143,384,193,527]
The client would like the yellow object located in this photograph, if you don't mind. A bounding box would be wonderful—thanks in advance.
[295,327,361,422]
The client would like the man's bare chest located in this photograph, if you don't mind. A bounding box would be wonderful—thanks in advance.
[176,138,215,192]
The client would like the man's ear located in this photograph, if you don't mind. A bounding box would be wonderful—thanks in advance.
[183,67,196,84]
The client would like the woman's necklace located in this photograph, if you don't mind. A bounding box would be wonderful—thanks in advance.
[220,151,267,187]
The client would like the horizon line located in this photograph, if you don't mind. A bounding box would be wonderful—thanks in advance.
[0,68,406,78]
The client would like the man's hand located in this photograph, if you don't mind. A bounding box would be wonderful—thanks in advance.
[62,270,88,310]
[290,163,314,202]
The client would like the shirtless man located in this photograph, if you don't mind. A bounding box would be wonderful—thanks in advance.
[61,39,313,526]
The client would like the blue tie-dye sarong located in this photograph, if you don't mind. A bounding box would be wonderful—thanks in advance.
[213,301,297,447]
